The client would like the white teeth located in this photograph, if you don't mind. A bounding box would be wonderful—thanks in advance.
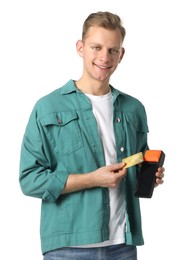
[98,65,109,69]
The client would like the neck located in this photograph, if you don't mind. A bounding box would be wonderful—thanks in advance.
[75,78,110,96]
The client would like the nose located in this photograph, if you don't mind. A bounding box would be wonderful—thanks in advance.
[99,49,111,62]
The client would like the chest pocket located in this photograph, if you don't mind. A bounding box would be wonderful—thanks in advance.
[40,111,83,155]
[124,113,149,152]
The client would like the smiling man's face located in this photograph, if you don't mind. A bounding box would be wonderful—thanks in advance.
[76,26,125,92]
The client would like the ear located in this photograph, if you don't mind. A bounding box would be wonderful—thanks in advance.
[119,47,125,63]
[76,40,84,57]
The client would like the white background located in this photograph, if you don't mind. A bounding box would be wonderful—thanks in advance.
[0,0,184,259]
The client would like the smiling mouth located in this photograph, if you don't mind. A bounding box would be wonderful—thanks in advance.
[95,64,112,69]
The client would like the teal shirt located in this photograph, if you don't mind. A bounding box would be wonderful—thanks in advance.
[19,79,149,254]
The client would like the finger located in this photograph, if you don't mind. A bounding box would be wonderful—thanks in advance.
[155,177,164,186]
[112,164,127,177]
[155,171,164,179]
[109,162,126,172]
[119,168,127,177]
[158,167,165,173]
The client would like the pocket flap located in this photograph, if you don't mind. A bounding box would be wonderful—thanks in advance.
[40,111,78,126]
[125,113,149,132]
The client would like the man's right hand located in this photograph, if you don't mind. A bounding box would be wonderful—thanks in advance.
[62,162,127,194]
[92,162,127,188]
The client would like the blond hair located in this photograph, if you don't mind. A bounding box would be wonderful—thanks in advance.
[82,11,126,42]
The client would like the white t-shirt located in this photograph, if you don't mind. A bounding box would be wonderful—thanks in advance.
[82,90,126,247]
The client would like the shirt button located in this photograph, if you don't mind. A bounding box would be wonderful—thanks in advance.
[116,118,121,123]
[120,147,124,152]
[57,119,62,124]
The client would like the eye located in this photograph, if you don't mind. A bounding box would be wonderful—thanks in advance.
[109,49,120,54]
[92,46,101,51]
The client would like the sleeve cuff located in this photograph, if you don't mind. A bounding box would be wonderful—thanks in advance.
[42,170,69,202]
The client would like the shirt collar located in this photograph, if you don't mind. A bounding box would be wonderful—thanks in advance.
[60,79,123,101]
[60,80,78,95]
[110,84,123,102]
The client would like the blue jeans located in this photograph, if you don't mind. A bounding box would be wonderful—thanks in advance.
[43,244,137,260]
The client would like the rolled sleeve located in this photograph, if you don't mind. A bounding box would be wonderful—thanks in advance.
[42,170,69,201]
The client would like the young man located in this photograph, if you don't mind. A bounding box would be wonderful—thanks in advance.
[19,11,164,260]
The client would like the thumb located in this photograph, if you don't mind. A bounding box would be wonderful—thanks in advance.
[109,162,126,172]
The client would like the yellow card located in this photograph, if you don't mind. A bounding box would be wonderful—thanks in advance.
[122,152,144,168]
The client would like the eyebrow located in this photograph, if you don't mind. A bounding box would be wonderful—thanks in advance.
[90,42,120,49]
